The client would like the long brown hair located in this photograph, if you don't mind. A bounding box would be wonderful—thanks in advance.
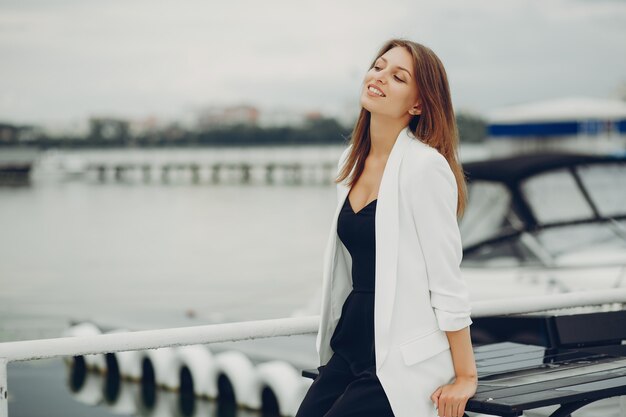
[336,38,468,219]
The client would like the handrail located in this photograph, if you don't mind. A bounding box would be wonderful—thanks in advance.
[1,288,626,416]
[0,315,319,362]
[1,288,625,362]
[468,287,626,316]
[462,261,626,270]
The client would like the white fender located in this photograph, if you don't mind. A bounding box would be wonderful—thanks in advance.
[214,350,262,409]
[175,345,218,398]
[62,322,106,370]
[143,347,180,389]
[133,386,179,417]
[256,360,308,416]
[106,379,138,415]
[105,328,142,380]
[69,370,103,405]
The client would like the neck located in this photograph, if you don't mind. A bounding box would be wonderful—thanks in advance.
[368,113,409,158]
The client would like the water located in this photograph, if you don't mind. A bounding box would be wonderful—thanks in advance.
[1,170,338,340]
[0,147,344,415]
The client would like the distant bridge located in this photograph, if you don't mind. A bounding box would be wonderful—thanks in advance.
[84,161,339,185]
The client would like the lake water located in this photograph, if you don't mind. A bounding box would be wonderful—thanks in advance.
[1,162,343,338]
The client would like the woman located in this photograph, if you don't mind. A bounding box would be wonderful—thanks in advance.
[295,38,477,417]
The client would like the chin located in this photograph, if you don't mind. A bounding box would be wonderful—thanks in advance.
[359,96,375,113]
[361,100,387,116]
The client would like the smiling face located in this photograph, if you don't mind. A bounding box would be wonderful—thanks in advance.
[360,46,421,120]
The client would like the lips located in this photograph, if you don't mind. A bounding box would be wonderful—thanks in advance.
[367,83,386,97]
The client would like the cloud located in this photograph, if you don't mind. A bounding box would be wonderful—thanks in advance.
[0,0,624,124]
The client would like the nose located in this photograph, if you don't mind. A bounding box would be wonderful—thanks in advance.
[374,71,388,85]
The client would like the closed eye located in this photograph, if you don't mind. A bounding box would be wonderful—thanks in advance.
[373,66,405,83]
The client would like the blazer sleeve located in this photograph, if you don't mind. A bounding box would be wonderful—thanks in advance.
[409,151,473,332]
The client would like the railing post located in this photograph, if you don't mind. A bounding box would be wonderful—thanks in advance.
[0,357,7,417]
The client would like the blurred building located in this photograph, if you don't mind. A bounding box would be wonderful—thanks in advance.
[485,96,626,156]
[196,104,260,130]
[38,119,89,139]
[194,104,349,130]
[256,106,308,128]
[0,122,44,143]
[88,116,131,141]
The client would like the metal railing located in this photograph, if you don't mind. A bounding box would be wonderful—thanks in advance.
[1,288,626,417]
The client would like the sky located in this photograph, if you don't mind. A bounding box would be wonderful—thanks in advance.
[1,0,625,126]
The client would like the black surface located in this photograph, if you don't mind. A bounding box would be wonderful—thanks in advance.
[471,310,626,349]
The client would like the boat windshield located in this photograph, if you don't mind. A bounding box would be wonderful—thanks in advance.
[459,181,513,248]
[460,161,626,268]
[522,163,626,224]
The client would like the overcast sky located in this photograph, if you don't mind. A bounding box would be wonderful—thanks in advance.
[1,0,625,125]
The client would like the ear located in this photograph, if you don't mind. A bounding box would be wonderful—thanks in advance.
[409,102,422,116]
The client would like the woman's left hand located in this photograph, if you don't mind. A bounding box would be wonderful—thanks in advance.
[430,375,477,417]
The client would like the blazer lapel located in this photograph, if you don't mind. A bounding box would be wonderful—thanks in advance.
[315,160,352,361]
[318,125,412,369]
[374,126,411,369]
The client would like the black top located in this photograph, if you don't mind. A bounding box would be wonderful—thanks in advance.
[329,194,378,374]
[337,195,377,291]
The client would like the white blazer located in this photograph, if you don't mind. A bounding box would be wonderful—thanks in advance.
[315,125,473,417]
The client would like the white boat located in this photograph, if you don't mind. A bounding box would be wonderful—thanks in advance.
[0,146,40,185]
[459,151,626,302]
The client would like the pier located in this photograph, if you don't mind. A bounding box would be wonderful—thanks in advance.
[84,161,338,185]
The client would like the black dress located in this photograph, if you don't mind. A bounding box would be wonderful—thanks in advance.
[295,195,396,417]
